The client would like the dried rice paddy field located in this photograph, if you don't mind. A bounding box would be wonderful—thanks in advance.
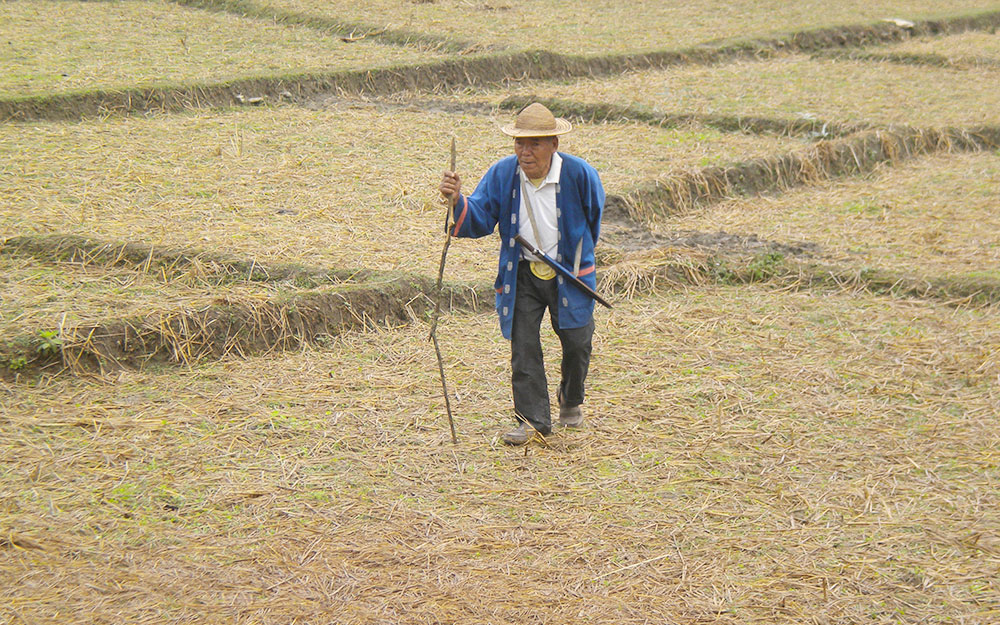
[0,0,445,99]
[0,254,289,342]
[2,1,1000,624]
[258,0,999,54]
[0,106,802,282]
[865,30,1000,62]
[666,151,1000,277]
[3,288,998,623]
[505,54,1000,127]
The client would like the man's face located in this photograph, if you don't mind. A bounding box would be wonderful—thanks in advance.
[514,136,558,180]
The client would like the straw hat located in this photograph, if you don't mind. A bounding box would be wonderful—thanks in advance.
[500,102,572,137]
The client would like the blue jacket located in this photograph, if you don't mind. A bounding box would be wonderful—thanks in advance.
[451,153,605,340]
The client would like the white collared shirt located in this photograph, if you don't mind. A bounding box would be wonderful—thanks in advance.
[518,152,562,262]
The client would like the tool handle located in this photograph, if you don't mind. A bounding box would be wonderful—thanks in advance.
[514,235,613,309]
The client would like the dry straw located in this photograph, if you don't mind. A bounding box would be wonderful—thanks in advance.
[860,30,1000,65]
[52,277,488,375]
[619,125,1000,220]
[598,247,711,299]
[172,0,472,51]
[1,233,378,286]
[180,0,1000,55]
[0,0,445,100]
[514,52,1000,129]
[0,253,274,350]
[3,285,997,623]
[0,104,797,284]
[4,115,997,373]
[500,95,869,139]
[6,10,1000,122]
[665,150,1000,279]
[3,4,1000,623]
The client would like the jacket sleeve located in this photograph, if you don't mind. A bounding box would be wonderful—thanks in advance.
[451,166,502,239]
[584,165,605,244]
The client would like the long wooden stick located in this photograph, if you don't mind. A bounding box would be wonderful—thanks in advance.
[430,137,457,444]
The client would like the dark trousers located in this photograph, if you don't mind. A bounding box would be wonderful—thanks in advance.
[511,262,594,434]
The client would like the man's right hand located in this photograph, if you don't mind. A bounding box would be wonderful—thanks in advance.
[439,170,461,203]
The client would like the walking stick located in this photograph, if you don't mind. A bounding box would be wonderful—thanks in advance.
[429,137,458,444]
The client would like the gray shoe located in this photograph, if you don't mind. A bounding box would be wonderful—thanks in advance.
[502,422,541,446]
[558,404,584,428]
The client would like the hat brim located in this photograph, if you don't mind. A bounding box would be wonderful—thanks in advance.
[500,118,573,137]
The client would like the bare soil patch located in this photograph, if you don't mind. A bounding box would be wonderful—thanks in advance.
[601,225,821,259]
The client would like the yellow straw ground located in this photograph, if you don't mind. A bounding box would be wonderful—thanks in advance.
[0,255,286,339]
[0,104,800,287]
[869,30,1000,61]
[503,53,1000,127]
[0,0,447,99]
[3,3,999,623]
[2,285,997,623]
[663,150,1000,278]
[259,0,1000,54]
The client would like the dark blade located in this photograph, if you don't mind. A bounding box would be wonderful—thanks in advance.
[514,234,613,309]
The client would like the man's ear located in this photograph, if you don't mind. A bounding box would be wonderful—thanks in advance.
[552,136,560,150]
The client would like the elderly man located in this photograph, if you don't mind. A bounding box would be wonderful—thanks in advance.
[439,103,605,445]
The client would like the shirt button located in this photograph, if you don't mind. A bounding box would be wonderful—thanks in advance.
[503,306,509,316]
[556,209,561,218]
[562,298,568,307]
[556,254,562,262]
[504,284,510,294]
[557,276,564,285]
[509,238,515,247]
[507,261,513,271]
[511,214,517,224]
